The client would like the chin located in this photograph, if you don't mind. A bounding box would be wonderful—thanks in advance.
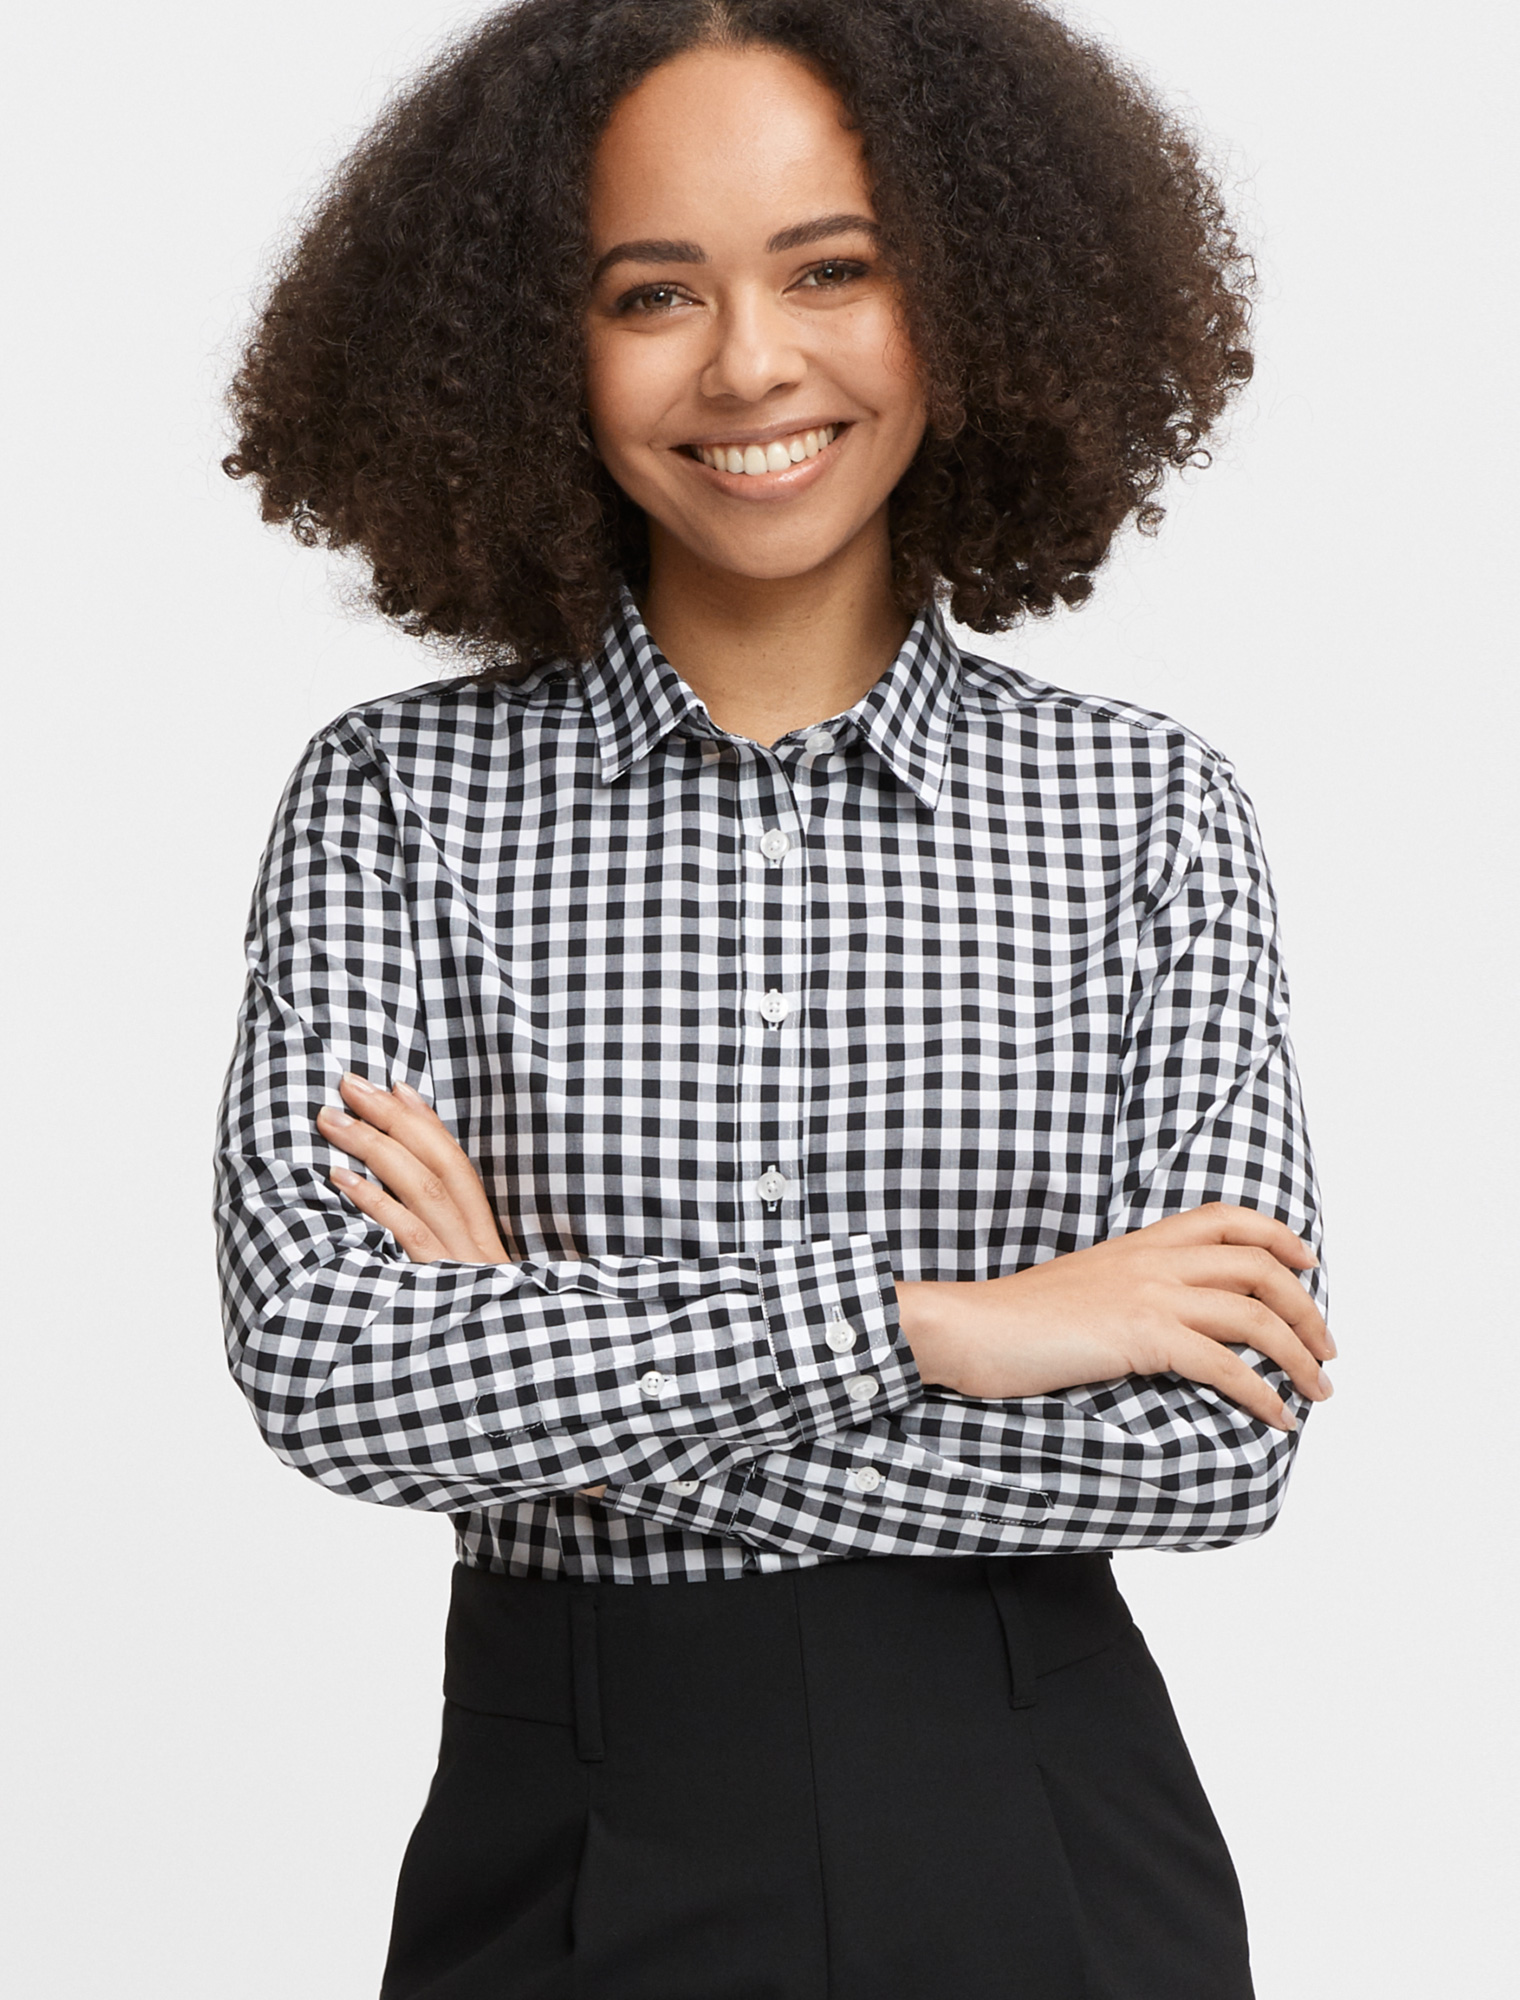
[677,519,872,583]
[706,546,843,581]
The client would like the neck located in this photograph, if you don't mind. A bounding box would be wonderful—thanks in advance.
[638,513,912,745]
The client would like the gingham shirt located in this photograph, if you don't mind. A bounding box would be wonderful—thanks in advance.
[215,584,1324,1581]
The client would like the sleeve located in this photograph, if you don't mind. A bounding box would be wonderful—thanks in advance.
[213,722,923,1514]
[597,760,1328,1558]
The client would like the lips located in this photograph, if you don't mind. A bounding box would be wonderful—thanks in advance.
[685,424,843,475]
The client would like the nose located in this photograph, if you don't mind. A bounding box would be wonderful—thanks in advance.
[699,283,806,405]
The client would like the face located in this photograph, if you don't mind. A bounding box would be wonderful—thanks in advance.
[583,44,928,587]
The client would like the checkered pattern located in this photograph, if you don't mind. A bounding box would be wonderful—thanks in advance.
[215,584,1325,1581]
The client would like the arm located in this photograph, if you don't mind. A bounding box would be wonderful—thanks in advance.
[214,723,924,1514]
[598,761,1332,1556]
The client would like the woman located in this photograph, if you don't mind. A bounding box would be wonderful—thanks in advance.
[217,2,1333,1994]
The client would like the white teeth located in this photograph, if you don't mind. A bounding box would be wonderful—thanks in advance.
[698,425,839,474]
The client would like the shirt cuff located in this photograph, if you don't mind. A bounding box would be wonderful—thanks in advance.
[603,1445,1056,1553]
[598,1466,756,1539]
[727,1451,1056,1552]
[758,1234,921,1440]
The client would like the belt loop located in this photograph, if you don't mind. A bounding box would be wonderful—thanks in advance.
[570,1592,605,1762]
[986,1560,1038,1710]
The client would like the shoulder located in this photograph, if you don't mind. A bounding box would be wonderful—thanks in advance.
[952,646,1264,900]
[304,659,581,777]
[955,646,1236,791]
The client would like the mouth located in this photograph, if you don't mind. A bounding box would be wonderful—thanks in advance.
[679,423,846,477]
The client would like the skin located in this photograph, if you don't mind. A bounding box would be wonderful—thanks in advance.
[583,44,928,744]
[319,45,1334,1476]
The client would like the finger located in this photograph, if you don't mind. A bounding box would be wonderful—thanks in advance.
[338,1075,505,1252]
[1172,1246,1334,1361]
[317,1106,491,1262]
[330,1167,448,1265]
[1158,1328,1298,1432]
[326,1079,500,1244]
[389,1081,506,1238]
[1136,1202,1318,1271]
[1173,1286,1332,1404]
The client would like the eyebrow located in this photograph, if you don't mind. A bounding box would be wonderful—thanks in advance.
[590,212,880,284]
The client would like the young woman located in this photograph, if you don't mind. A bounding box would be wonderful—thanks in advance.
[217,2,1332,1994]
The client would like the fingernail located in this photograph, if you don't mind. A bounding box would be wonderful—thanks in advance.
[394,1081,425,1105]
[320,1106,355,1128]
[332,1167,360,1187]
[1277,1408,1298,1432]
[342,1072,380,1094]
[1316,1369,1334,1399]
[1324,1332,1338,1359]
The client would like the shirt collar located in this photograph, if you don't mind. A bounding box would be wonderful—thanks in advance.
[580,579,963,808]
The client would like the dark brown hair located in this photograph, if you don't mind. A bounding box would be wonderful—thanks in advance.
[223,0,1254,671]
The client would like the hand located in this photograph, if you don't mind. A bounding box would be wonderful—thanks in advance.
[895,1204,1334,1432]
[319,1076,609,1498]
[317,1073,509,1264]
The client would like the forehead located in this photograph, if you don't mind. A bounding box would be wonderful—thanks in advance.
[588,44,872,247]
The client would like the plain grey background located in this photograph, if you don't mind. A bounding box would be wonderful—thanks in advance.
[4,2,1516,1993]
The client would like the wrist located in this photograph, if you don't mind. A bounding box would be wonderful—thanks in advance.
[894,1279,963,1391]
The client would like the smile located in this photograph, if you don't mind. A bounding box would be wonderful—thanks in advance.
[684,424,843,475]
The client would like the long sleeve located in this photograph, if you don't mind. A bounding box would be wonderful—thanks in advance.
[214,724,924,1515]
[598,763,1326,1558]
[216,598,1327,1581]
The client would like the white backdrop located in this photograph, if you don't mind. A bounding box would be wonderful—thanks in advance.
[4,4,1516,1994]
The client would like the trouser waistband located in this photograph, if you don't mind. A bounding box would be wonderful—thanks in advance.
[442,1551,1131,1763]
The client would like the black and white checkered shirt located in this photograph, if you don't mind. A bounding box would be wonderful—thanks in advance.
[215,584,1324,1581]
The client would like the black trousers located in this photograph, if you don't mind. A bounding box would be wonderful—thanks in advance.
[380,1554,1253,2000]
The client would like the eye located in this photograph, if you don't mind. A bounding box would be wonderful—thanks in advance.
[611,282,692,317]
[794,258,870,291]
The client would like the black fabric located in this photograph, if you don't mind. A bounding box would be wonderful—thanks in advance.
[380,1555,1253,2000]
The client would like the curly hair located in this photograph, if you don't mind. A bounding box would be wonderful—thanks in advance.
[223,0,1254,671]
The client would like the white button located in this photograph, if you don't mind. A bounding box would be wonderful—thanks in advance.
[668,1479,699,1495]
[755,1168,789,1203]
[804,731,835,755]
[846,1373,880,1403]
[758,990,792,1025]
[847,1465,883,1493]
[638,1370,670,1398]
[826,1323,858,1353]
[758,828,791,862]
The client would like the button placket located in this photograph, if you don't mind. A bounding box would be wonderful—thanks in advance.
[737,750,809,1245]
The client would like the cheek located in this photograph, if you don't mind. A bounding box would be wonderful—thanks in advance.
[827,305,925,435]
[583,329,682,470]
[581,331,631,461]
